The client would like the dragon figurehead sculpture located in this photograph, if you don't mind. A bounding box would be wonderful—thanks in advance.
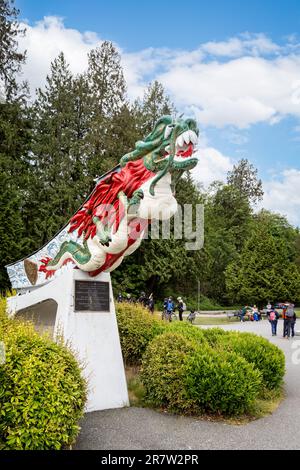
[6,115,199,289]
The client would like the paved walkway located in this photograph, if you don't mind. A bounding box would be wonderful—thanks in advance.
[74,321,300,450]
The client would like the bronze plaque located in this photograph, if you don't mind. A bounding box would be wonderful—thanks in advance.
[74,280,110,312]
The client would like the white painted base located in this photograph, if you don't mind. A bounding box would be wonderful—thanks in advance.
[7,269,129,412]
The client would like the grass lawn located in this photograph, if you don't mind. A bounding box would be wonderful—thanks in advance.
[193,316,239,325]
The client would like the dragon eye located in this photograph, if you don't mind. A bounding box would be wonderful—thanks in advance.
[164,124,174,140]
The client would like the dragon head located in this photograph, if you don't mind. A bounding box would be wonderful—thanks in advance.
[120,115,199,195]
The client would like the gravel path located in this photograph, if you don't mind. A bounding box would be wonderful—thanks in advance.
[74,320,300,450]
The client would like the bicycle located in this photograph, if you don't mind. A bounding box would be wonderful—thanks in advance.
[162,310,177,321]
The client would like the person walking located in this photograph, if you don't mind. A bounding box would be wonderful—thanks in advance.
[282,303,288,337]
[166,297,175,322]
[240,305,247,322]
[252,305,259,321]
[291,310,297,338]
[268,307,280,336]
[148,293,155,314]
[177,297,185,322]
[285,303,296,339]
[138,292,148,307]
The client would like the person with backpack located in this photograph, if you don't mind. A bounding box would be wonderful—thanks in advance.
[166,297,175,322]
[285,303,296,339]
[176,297,186,322]
[252,305,259,321]
[268,307,280,336]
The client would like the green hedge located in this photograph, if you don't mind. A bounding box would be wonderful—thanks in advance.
[141,331,262,415]
[200,327,230,346]
[185,348,262,415]
[0,304,87,450]
[214,331,285,390]
[166,321,206,343]
[141,332,199,413]
[116,302,165,365]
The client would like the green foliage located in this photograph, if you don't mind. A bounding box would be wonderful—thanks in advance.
[141,332,199,413]
[185,348,262,415]
[225,211,300,305]
[227,158,264,205]
[141,330,262,416]
[2,0,300,311]
[200,327,230,347]
[166,321,206,343]
[0,99,32,292]
[0,302,87,449]
[215,331,285,390]
[116,302,165,365]
[133,80,175,136]
[0,0,26,98]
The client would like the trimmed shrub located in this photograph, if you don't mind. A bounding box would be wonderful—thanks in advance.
[201,327,230,346]
[141,332,199,413]
[116,302,165,365]
[185,348,262,415]
[167,321,206,343]
[0,306,87,450]
[215,332,285,390]
[141,331,262,415]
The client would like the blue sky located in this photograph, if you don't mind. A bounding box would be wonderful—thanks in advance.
[16,0,300,50]
[15,0,300,225]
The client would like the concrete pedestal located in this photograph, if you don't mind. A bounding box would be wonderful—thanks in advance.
[7,269,129,412]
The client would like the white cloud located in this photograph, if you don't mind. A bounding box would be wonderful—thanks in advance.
[15,16,300,225]
[19,16,103,93]
[17,17,300,129]
[261,169,300,226]
[192,147,234,186]
[157,55,300,128]
[201,33,281,58]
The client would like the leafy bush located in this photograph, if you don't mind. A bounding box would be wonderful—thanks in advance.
[116,302,165,365]
[141,332,199,413]
[201,327,230,346]
[141,331,262,415]
[215,332,285,390]
[167,321,206,343]
[0,304,87,450]
[185,348,262,415]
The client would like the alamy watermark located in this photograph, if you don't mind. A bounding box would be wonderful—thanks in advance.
[291,80,300,105]
[95,202,205,251]
[146,204,204,251]
[291,340,300,365]
[0,78,5,104]
[0,341,5,365]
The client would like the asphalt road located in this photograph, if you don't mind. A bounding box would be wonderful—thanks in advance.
[74,320,300,450]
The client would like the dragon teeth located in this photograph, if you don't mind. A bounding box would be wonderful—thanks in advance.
[189,130,198,144]
[184,132,191,145]
[177,134,184,147]
[176,130,198,148]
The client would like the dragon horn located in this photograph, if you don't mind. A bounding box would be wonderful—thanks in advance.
[149,124,181,197]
